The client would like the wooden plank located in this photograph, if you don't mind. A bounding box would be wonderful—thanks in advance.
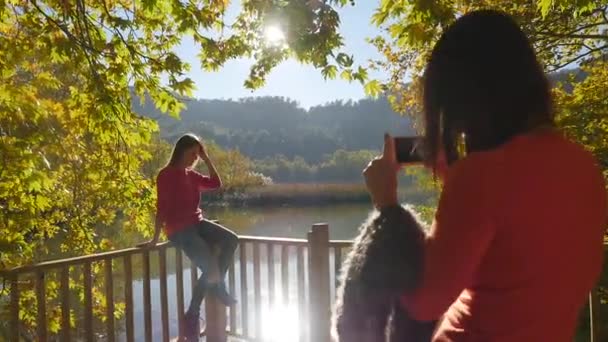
[0,241,173,276]
[228,251,237,334]
[35,271,47,342]
[236,236,307,246]
[205,295,227,342]
[334,247,342,289]
[308,223,331,342]
[281,245,289,307]
[239,242,249,337]
[143,250,153,342]
[10,276,19,342]
[253,243,262,339]
[175,249,185,337]
[105,259,115,342]
[83,262,94,342]
[268,243,275,311]
[124,255,134,342]
[590,289,602,342]
[60,266,71,342]
[159,248,170,342]
[297,246,306,342]
[190,257,198,298]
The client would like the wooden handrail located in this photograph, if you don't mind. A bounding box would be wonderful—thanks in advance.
[2,233,605,342]
[0,241,171,276]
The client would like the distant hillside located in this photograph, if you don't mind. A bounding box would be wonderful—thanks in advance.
[134,96,415,163]
[133,67,585,163]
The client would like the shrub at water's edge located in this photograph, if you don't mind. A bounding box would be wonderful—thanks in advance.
[203,182,436,207]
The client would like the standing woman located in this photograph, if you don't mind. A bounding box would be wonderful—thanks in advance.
[140,133,238,340]
[364,10,606,341]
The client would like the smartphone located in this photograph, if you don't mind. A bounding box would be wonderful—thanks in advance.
[394,136,425,164]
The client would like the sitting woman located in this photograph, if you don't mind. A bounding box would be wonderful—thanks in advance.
[141,133,238,340]
[363,10,606,342]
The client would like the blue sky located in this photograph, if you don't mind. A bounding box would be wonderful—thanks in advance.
[173,1,386,109]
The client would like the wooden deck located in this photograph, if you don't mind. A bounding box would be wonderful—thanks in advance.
[0,223,604,342]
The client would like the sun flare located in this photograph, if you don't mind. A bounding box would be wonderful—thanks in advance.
[261,304,301,341]
[264,25,286,45]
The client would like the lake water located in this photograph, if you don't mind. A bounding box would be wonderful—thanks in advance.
[206,203,376,240]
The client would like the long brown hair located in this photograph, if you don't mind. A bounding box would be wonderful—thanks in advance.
[423,10,554,172]
[167,133,201,167]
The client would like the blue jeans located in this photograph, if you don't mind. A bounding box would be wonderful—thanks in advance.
[169,219,239,314]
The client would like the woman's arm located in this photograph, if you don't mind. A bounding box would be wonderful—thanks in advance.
[363,134,496,322]
[400,158,496,321]
[197,143,222,189]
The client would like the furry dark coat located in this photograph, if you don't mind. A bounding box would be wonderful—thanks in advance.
[332,204,437,342]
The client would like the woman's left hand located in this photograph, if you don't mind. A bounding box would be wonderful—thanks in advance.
[363,133,400,209]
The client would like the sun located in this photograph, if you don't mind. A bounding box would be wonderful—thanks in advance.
[264,25,286,46]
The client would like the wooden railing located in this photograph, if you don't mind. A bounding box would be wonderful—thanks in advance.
[0,225,604,342]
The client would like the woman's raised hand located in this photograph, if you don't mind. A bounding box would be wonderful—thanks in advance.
[363,133,400,209]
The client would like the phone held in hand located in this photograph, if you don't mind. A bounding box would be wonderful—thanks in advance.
[394,136,425,164]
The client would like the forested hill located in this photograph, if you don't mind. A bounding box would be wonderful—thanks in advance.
[133,67,584,163]
[134,96,415,163]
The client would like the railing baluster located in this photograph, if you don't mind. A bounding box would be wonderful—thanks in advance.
[124,255,134,342]
[83,262,93,342]
[190,257,198,298]
[297,246,306,342]
[159,248,170,342]
[334,247,342,288]
[228,251,237,334]
[253,242,262,339]
[590,289,602,342]
[189,254,199,336]
[60,266,71,342]
[10,275,19,342]
[239,242,249,337]
[36,271,47,342]
[143,250,152,342]
[281,245,289,307]
[104,259,115,342]
[268,243,275,311]
[175,249,185,337]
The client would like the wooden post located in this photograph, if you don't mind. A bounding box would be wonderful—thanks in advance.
[307,223,331,342]
[589,288,602,342]
[104,259,115,342]
[143,250,152,342]
[159,248,170,342]
[36,271,47,342]
[124,255,135,342]
[10,275,20,342]
[83,262,93,342]
[60,266,71,342]
[205,296,227,342]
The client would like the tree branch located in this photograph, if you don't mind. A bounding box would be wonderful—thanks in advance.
[538,32,608,40]
[548,44,608,72]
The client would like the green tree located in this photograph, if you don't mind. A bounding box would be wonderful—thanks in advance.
[0,0,366,337]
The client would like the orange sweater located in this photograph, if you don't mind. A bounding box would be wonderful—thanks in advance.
[401,130,606,341]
